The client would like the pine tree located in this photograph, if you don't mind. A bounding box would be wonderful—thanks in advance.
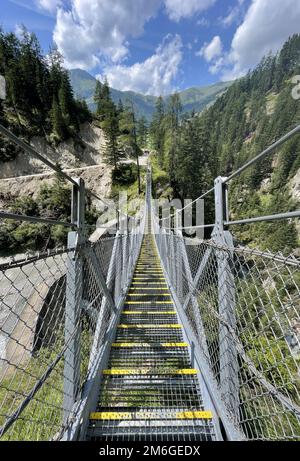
[137,116,148,149]
[150,96,165,166]
[119,104,142,193]
[167,93,182,192]
[50,96,65,139]
[94,80,102,115]
[102,100,123,170]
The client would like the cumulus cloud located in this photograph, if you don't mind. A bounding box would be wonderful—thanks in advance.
[53,0,161,69]
[164,0,216,22]
[36,0,63,13]
[221,0,300,80]
[197,35,223,62]
[220,0,245,28]
[98,35,183,96]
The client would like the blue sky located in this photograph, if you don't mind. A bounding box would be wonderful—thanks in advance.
[1,0,300,95]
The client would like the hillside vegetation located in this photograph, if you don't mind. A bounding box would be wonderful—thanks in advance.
[150,34,300,254]
[0,27,92,162]
[0,28,97,254]
[69,68,231,120]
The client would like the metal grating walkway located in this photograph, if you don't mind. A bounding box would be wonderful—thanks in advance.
[87,215,215,441]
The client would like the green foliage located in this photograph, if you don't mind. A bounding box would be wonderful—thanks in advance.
[69,69,232,120]
[149,33,300,252]
[137,116,148,148]
[0,27,92,158]
[150,96,165,167]
[94,79,125,170]
[0,177,100,254]
[112,163,138,186]
[151,154,170,197]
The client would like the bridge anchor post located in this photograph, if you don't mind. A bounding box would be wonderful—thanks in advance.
[63,178,85,426]
[213,176,239,423]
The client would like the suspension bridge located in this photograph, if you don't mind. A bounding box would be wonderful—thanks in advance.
[0,123,300,441]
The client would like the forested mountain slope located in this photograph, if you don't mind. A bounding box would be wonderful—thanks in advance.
[155,34,300,253]
[0,29,102,253]
[0,28,92,163]
[69,68,231,120]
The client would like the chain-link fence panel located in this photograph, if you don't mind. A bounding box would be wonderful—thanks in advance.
[154,224,300,441]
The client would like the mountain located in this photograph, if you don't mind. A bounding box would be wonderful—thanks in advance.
[162,34,300,254]
[69,68,231,120]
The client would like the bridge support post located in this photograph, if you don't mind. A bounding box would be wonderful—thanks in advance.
[213,176,239,423]
[175,214,183,300]
[63,178,85,425]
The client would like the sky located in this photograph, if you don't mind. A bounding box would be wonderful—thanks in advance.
[1,0,300,95]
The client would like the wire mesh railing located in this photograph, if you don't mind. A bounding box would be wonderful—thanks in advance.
[0,218,145,440]
[152,123,300,440]
[153,208,300,441]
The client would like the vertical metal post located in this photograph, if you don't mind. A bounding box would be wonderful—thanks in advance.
[116,209,120,231]
[64,178,85,424]
[114,235,122,302]
[213,176,239,422]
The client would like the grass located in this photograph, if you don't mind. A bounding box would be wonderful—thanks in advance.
[0,324,93,441]
[110,163,146,217]
[150,154,171,199]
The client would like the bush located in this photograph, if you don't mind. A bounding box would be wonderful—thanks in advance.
[112,163,138,186]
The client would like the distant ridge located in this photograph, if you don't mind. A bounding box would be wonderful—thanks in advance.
[69,68,232,120]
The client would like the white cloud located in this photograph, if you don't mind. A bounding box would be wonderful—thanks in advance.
[197,17,210,27]
[221,0,300,80]
[197,35,223,62]
[220,8,240,27]
[53,0,161,69]
[98,35,183,96]
[219,0,246,27]
[164,0,216,22]
[36,0,63,13]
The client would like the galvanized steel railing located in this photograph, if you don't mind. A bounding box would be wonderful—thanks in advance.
[1,120,300,441]
[0,125,146,440]
[153,124,300,441]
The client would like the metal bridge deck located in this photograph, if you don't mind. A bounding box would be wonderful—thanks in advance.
[87,217,215,442]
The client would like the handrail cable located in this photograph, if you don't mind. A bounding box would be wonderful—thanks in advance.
[0,123,136,225]
[171,123,300,218]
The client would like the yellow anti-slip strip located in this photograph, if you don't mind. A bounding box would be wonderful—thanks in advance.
[90,411,212,421]
[103,368,197,375]
[122,311,176,315]
[135,268,163,270]
[125,301,173,305]
[137,262,160,265]
[133,278,165,280]
[129,288,168,290]
[127,294,170,297]
[112,342,188,347]
[118,324,182,329]
[136,265,161,267]
[138,258,159,260]
[132,279,167,284]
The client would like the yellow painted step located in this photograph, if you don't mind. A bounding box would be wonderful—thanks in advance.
[131,283,167,285]
[90,410,212,421]
[129,287,168,290]
[122,311,176,315]
[112,342,188,348]
[176,411,213,420]
[127,293,171,297]
[102,368,197,375]
[133,278,166,281]
[118,324,182,329]
[125,301,173,305]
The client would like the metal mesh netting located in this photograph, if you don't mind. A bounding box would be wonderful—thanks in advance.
[0,227,143,441]
[154,225,300,441]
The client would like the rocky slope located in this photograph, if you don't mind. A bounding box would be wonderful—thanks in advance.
[0,122,112,206]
